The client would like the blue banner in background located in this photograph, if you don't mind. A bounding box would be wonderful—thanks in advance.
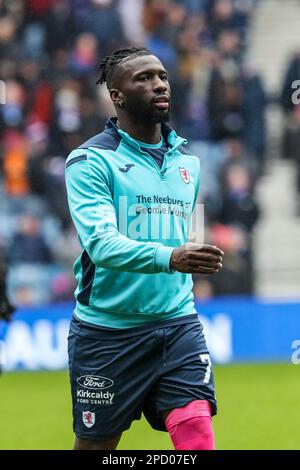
[195,297,300,364]
[0,298,300,371]
[0,303,71,372]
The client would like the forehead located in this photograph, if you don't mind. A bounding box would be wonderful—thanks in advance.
[119,55,167,78]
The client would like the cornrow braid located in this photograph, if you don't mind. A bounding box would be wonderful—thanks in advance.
[96,46,152,89]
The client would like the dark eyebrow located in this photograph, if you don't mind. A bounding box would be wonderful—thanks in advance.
[132,68,168,79]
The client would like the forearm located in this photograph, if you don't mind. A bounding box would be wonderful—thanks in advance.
[85,230,174,274]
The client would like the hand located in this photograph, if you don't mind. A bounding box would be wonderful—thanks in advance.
[170,243,224,274]
[0,290,15,322]
[0,258,14,322]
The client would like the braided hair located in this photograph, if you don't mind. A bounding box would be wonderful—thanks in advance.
[96,46,152,90]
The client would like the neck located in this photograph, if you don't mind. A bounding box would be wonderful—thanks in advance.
[117,115,162,144]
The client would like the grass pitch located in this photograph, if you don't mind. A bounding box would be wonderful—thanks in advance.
[0,363,299,450]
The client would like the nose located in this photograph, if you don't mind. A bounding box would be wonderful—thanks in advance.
[153,76,168,93]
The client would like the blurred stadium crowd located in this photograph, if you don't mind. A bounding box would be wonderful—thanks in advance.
[0,0,267,306]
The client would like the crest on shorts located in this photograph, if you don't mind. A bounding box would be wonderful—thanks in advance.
[179,167,190,184]
[82,411,95,428]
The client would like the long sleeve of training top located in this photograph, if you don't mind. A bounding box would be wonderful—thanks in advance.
[65,149,175,274]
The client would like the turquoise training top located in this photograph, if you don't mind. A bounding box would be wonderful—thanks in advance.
[65,117,200,328]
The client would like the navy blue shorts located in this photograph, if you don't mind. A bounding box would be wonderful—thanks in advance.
[68,314,217,441]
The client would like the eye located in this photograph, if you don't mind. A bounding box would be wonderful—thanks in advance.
[138,75,149,81]
[161,74,168,81]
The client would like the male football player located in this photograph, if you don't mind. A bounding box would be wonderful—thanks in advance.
[65,47,224,450]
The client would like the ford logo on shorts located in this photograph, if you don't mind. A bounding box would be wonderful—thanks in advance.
[77,375,114,390]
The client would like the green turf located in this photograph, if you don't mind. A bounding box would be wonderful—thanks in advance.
[0,363,299,450]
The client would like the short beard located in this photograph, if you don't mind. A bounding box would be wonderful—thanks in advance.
[123,96,170,124]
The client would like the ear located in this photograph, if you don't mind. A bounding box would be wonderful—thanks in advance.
[110,89,124,108]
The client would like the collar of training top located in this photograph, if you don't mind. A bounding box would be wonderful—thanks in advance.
[105,117,187,152]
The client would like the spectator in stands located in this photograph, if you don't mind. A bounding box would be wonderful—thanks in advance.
[84,0,126,56]
[280,53,300,213]
[7,214,53,265]
[208,62,246,142]
[68,32,98,78]
[241,62,266,176]
[208,0,239,40]
[2,128,30,198]
[193,223,254,297]
[218,162,259,232]
[0,14,20,61]
[210,223,255,295]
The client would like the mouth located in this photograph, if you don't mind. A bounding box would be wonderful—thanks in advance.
[153,96,170,110]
